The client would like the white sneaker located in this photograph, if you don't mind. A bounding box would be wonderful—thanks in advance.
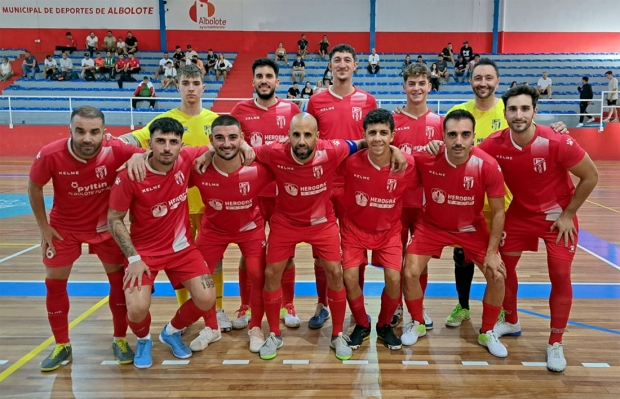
[330,332,353,360]
[586,117,596,123]
[612,118,619,123]
[547,342,567,372]
[576,123,584,128]
[217,309,232,332]
[401,321,426,346]
[478,330,508,358]
[232,306,250,330]
[390,304,404,327]
[189,327,222,352]
[280,303,301,328]
[494,319,522,337]
[423,309,434,330]
[248,327,265,353]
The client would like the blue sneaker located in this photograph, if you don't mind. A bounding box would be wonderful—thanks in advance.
[308,303,330,329]
[134,338,153,369]
[159,325,192,359]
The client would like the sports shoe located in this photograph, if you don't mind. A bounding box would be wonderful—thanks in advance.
[330,332,353,360]
[586,117,596,123]
[232,306,251,330]
[576,123,584,128]
[445,304,471,327]
[217,309,232,332]
[494,318,522,337]
[401,321,426,346]
[547,342,567,372]
[248,327,265,353]
[133,338,153,369]
[347,316,371,350]
[189,327,222,352]
[423,309,434,330]
[259,332,283,360]
[280,303,301,328]
[613,118,620,123]
[40,343,72,372]
[478,330,508,358]
[376,324,402,350]
[159,326,192,359]
[112,338,135,364]
[308,303,330,329]
[390,304,403,327]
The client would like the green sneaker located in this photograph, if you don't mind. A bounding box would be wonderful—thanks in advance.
[445,304,471,327]
[113,338,135,364]
[40,343,72,372]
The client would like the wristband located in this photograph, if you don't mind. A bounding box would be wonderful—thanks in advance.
[128,255,141,264]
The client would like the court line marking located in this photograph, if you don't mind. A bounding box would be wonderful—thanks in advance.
[0,360,8,365]
[283,359,310,365]
[162,360,190,365]
[0,244,40,264]
[582,362,610,368]
[586,199,620,214]
[402,360,429,366]
[461,361,489,366]
[522,362,547,367]
[0,296,109,384]
[342,360,368,365]
[516,308,620,336]
[100,360,119,365]
[222,360,249,365]
[578,244,620,271]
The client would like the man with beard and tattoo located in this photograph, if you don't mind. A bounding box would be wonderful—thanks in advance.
[230,58,301,333]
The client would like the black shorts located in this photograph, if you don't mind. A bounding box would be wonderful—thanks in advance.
[607,99,617,106]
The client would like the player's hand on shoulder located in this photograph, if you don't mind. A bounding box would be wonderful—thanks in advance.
[278,136,290,144]
[425,140,443,155]
[239,141,256,166]
[117,152,148,182]
[194,149,214,174]
[550,121,569,135]
[389,145,407,172]
[40,225,64,258]
[123,258,151,292]
[392,106,403,114]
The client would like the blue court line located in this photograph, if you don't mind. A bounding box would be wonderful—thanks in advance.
[516,308,620,336]
[578,230,620,268]
[0,193,52,219]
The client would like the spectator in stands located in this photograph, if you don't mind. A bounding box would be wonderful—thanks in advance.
[537,71,553,99]
[318,35,330,59]
[58,52,74,79]
[205,49,217,73]
[292,55,305,83]
[215,53,232,81]
[522,81,529,86]
[115,54,129,88]
[297,34,309,58]
[186,45,198,60]
[416,55,426,65]
[275,42,289,66]
[80,53,95,80]
[172,46,184,67]
[454,55,468,82]
[155,52,170,80]
[191,56,206,75]
[56,31,77,55]
[116,36,126,56]
[161,61,178,89]
[441,42,455,64]
[510,81,518,88]
[125,32,138,54]
[85,32,98,57]
[313,80,326,94]
[0,57,14,81]
[101,51,116,79]
[323,65,333,85]
[460,41,473,62]
[287,81,301,106]
[577,76,595,127]
[367,48,380,74]
[429,63,440,92]
[93,52,108,80]
[399,55,413,77]
[604,70,618,123]
[436,54,449,83]
[21,51,38,79]
[132,76,156,109]
[44,55,58,79]
[126,53,141,78]
[301,81,313,99]
[467,54,480,79]
[102,31,116,53]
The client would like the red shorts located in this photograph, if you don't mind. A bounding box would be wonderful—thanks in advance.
[400,207,423,246]
[196,227,266,273]
[341,220,402,271]
[43,227,124,268]
[500,212,579,261]
[331,185,345,220]
[124,246,210,290]
[258,196,276,225]
[406,219,491,265]
[267,215,341,264]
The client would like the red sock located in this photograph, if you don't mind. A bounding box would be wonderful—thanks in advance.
[314,263,328,306]
[127,312,151,338]
[281,266,295,305]
[170,299,204,330]
[238,268,250,307]
[404,298,424,324]
[246,256,265,329]
[263,287,282,336]
[203,306,218,330]
[398,278,404,306]
[420,273,428,295]
[548,257,573,344]
[378,290,400,327]
[347,294,369,327]
[358,264,366,291]
[45,278,70,344]
[502,255,521,324]
[106,270,128,338]
[481,302,502,333]
[327,287,347,336]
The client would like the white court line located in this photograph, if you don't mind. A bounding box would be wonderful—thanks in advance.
[0,360,8,365]
[162,360,190,365]
[283,360,309,365]
[522,362,547,367]
[342,360,368,365]
[0,244,40,264]
[461,361,489,366]
[222,360,249,365]
[100,360,118,365]
[61,360,69,365]
[582,362,611,368]
[578,245,620,271]
[402,361,429,366]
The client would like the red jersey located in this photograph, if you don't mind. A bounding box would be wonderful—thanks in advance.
[254,139,351,226]
[415,146,506,233]
[29,136,142,234]
[116,59,127,69]
[343,150,418,233]
[127,58,140,68]
[478,125,586,219]
[109,147,206,256]
[189,162,274,235]
[393,110,444,208]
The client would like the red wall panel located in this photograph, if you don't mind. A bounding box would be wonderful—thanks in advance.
[376,32,493,54]
[499,32,620,54]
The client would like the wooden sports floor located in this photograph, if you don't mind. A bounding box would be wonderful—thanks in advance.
[0,157,619,398]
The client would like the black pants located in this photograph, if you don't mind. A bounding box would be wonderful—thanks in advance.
[431,77,440,91]
[579,102,591,123]
[132,98,156,108]
[367,64,380,74]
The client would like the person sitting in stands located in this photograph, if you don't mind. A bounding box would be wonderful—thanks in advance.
[102,31,117,53]
[0,57,14,81]
[173,46,185,69]
[192,55,206,75]
[399,55,412,77]
[205,49,217,73]
[81,53,95,80]
[56,31,77,55]
[132,76,156,109]
[215,53,232,81]
[125,32,139,54]
[127,53,141,76]
[85,32,98,57]
[161,61,178,89]
[318,35,330,60]
[275,42,289,66]
[116,36,127,56]
[21,50,39,79]
[186,45,198,60]
[44,55,58,79]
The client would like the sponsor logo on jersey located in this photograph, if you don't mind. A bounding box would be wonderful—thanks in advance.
[95,165,107,180]
[226,199,253,210]
[69,181,109,196]
[250,132,263,146]
[300,182,327,196]
[284,183,299,196]
[59,171,79,176]
[276,115,286,129]
[425,126,435,139]
[386,179,397,193]
[399,143,413,154]
[492,119,502,130]
[463,176,474,190]
[447,194,474,206]
[175,170,185,185]
[431,188,446,204]
[352,107,362,121]
[204,125,212,136]
[168,192,187,210]
[566,137,573,146]
[208,199,223,211]
[239,181,250,195]
[319,106,335,112]
[497,154,513,160]
[142,184,161,193]
[115,177,121,185]
[429,170,445,177]
[151,202,168,217]
[353,174,370,180]
[355,191,369,207]
[533,158,547,173]
[313,165,323,179]
[277,165,294,171]
[332,140,341,146]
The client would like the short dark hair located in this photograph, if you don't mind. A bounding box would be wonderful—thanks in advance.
[71,106,105,125]
[417,55,422,59]
[403,63,431,83]
[252,58,279,77]
[501,84,539,108]
[149,117,184,138]
[363,108,394,132]
[329,44,356,62]
[66,31,72,36]
[212,115,241,132]
[471,57,499,78]
[443,109,476,132]
[96,52,101,56]
[606,70,613,75]
[175,45,181,49]
[582,76,589,82]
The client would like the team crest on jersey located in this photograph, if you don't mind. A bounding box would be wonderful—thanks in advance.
[533,158,547,173]
[352,107,362,121]
[250,132,263,146]
[151,202,168,218]
[239,182,250,195]
[386,179,397,193]
[174,171,185,185]
[36,151,41,159]
[355,191,369,207]
[204,125,212,136]
[208,199,223,211]
[566,137,573,146]
[284,183,299,196]
[399,143,413,155]
[425,126,435,139]
[276,115,286,129]
[95,165,107,180]
[431,188,446,204]
[492,119,502,130]
[463,176,474,190]
[313,165,323,179]
[115,177,121,185]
